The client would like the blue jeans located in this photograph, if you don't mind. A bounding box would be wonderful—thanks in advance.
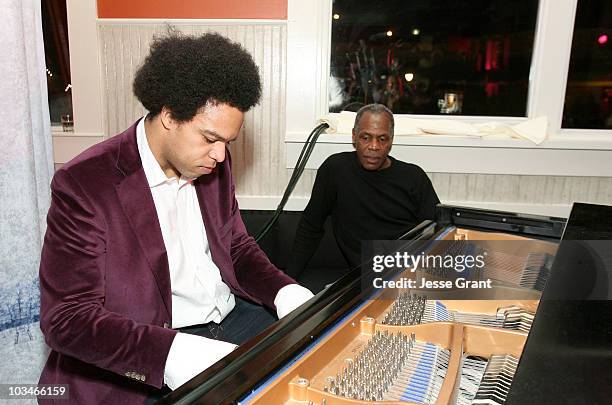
[178,296,277,345]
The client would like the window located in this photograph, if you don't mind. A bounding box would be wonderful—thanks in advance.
[42,0,72,126]
[329,0,539,117]
[562,0,612,129]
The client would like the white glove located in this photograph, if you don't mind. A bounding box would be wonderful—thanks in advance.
[274,284,315,319]
[164,332,237,390]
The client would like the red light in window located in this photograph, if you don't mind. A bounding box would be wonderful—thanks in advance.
[597,34,608,45]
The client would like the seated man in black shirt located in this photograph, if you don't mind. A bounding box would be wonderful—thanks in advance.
[286,103,440,280]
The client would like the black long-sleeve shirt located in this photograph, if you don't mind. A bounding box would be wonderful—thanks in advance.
[287,152,440,278]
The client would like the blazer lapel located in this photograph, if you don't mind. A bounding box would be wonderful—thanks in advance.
[114,123,172,319]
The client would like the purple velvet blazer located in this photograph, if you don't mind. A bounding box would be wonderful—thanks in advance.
[38,120,295,404]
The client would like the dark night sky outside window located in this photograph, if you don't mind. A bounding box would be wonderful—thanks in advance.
[562,0,612,129]
[329,0,539,117]
[42,0,72,124]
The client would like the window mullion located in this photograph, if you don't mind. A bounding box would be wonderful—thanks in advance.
[527,0,577,134]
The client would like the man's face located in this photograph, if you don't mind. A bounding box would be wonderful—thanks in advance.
[352,112,393,171]
[163,103,244,179]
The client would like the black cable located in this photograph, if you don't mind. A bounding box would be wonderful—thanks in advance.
[254,123,328,242]
[254,123,329,243]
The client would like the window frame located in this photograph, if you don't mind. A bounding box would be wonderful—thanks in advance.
[59,0,104,138]
[285,0,612,176]
[51,0,105,166]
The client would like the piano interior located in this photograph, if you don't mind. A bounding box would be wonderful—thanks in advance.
[243,227,558,405]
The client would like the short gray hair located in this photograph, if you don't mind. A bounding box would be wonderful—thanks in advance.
[353,103,395,136]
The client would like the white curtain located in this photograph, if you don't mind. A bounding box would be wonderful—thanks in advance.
[0,0,54,393]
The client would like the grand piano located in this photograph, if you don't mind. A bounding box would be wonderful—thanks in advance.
[158,202,612,405]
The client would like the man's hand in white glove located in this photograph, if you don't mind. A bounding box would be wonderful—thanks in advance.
[274,284,315,319]
[164,332,237,390]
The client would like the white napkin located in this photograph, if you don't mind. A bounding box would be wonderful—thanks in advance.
[417,119,480,137]
[317,112,549,144]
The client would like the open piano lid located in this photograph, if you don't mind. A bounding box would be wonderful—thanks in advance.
[506,202,612,404]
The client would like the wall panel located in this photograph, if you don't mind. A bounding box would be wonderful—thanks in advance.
[430,173,612,209]
[98,21,315,199]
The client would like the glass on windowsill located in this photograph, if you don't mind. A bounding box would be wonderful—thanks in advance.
[61,114,74,132]
[438,92,463,114]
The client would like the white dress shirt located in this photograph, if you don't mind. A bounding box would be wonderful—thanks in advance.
[137,117,234,329]
[135,117,314,390]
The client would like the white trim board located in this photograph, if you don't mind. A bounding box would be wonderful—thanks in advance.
[66,0,104,136]
[285,141,612,177]
[236,195,572,218]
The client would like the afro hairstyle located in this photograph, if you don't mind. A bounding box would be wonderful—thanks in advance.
[133,31,262,121]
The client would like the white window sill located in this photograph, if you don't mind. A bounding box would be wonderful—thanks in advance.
[285,130,612,177]
[286,131,612,150]
[52,131,105,164]
[52,129,104,137]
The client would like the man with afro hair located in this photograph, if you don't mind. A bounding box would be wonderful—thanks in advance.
[38,32,313,404]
